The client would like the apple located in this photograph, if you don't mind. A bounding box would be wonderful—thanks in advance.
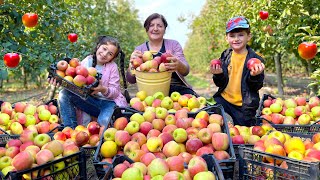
[130,97,141,107]
[147,129,161,139]
[103,128,118,142]
[197,128,213,144]
[312,133,320,144]
[75,131,89,146]
[298,42,318,60]
[132,57,143,69]
[139,121,153,136]
[142,110,156,123]
[193,171,216,180]
[247,58,262,70]
[263,99,272,107]
[36,149,55,165]
[132,101,145,112]
[36,121,51,134]
[38,109,51,121]
[160,51,173,63]
[284,137,305,155]
[251,126,265,137]
[19,129,38,143]
[232,135,245,144]
[188,156,208,179]
[0,113,10,125]
[144,96,155,106]
[0,156,12,170]
[153,92,165,100]
[22,12,38,27]
[208,114,223,126]
[12,151,34,170]
[213,150,230,160]
[186,138,203,154]
[114,117,128,130]
[247,135,261,145]
[100,140,117,158]
[48,114,59,124]
[57,60,68,71]
[3,52,20,68]
[228,126,240,137]
[164,114,176,125]
[187,97,200,110]
[265,144,286,164]
[24,104,36,115]
[10,122,23,135]
[173,128,187,143]
[73,75,87,87]
[146,137,163,153]
[270,103,282,113]
[136,90,148,101]
[6,139,22,148]
[1,102,13,116]
[259,10,269,20]
[298,113,311,125]
[155,107,168,119]
[196,146,214,156]
[140,152,156,166]
[87,121,101,135]
[212,133,229,151]
[53,131,67,141]
[152,99,162,108]
[65,66,77,77]
[170,91,181,102]
[163,171,184,180]
[210,59,221,67]
[142,51,153,62]
[86,75,96,85]
[162,140,180,157]
[114,163,129,178]
[14,102,27,113]
[5,146,19,159]
[268,130,286,144]
[68,33,78,43]
[308,96,320,109]
[125,121,140,135]
[176,117,192,129]
[34,133,51,148]
[123,141,140,156]
[161,97,174,110]
[147,158,169,177]
[132,132,147,147]
[166,155,184,172]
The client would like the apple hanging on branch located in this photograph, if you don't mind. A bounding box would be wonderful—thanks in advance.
[68,33,78,43]
[298,42,318,60]
[22,13,38,28]
[259,11,269,20]
[3,53,21,68]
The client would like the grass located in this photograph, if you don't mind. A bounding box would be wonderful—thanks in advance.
[185,73,210,89]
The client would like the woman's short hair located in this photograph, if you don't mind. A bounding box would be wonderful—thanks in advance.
[144,13,168,31]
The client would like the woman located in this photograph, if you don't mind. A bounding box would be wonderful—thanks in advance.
[126,13,197,96]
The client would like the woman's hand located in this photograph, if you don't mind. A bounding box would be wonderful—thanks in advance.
[129,50,143,67]
[164,56,180,72]
[91,80,107,95]
[250,63,265,76]
[210,64,223,75]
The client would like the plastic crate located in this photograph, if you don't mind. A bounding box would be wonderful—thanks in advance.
[83,146,98,180]
[256,94,320,135]
[0,129,19,147]
[0,148,87,180]
[239,145,320,180]
[48,60,102,100]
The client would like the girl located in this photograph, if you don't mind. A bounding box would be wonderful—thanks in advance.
[58,36,128,128]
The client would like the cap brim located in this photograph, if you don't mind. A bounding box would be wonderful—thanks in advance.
[226,24,250,33]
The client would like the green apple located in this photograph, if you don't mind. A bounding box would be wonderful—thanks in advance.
[155,107,168,119]
[1,166,15,176]
[51,155,65,172]
[0,156,12,170]
[24,104,37,115]
[144,96,155,106]
[122,167,143,180]
[193,171,216,180]
[0,113,10,126]
[161,97,173,110]
[187,97,200,110]
[130,113,145,125]
[153,92,165,100]
[48,114,59,123]
[173,128,187,143]
[170,91,181,102]
[34,133,51,148]
[25,114,36,127]
[125,121,140,135]
[136,90,148,101]
[103,127,117,141]
[38,109,51,121]
[197,96,207,106]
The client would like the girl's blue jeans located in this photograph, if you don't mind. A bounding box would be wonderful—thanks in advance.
[58,89,116,129]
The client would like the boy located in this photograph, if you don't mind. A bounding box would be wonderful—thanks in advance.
[210,16,265,126]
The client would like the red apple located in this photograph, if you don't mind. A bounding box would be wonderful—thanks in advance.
[247,58,261,70]
[259,10,269,20]
[210,59,221,67]
[57,60,68,71]
[298,42,318,60]
[87,121,101,135]
[3,53,20,68]
[68,33,78,43]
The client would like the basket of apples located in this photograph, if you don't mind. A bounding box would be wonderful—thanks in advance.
[132,51,173,97]
[48,57,102,99]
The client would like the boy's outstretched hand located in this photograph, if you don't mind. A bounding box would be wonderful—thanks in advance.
[250,63,265,76]
[210,64,223,75]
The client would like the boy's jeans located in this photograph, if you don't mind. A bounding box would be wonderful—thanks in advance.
[58,89,116,128]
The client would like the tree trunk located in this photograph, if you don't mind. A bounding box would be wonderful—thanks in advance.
[22,67,27,89]
[0,79,2,88]
[307,60,318,96]
[274,53,284,97]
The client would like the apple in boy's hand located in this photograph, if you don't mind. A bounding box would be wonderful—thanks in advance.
[210,59,221,66]
[247,58,261,70]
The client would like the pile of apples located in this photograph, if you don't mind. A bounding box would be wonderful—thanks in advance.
[0,132,81,178]
[110,155,217,180]
[132,51,173,72]
[55,58,98,87]
[0,101,60,135]
[96,107,232,179]
[229,123,274,145]
[53,122,103,148]
[130,90,207,113]
[247,131,320,179]
[259,95,320,125]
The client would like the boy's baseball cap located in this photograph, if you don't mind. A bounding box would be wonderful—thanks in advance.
[226,16,250,33]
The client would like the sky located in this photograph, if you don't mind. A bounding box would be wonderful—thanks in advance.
[133,0,206,48]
